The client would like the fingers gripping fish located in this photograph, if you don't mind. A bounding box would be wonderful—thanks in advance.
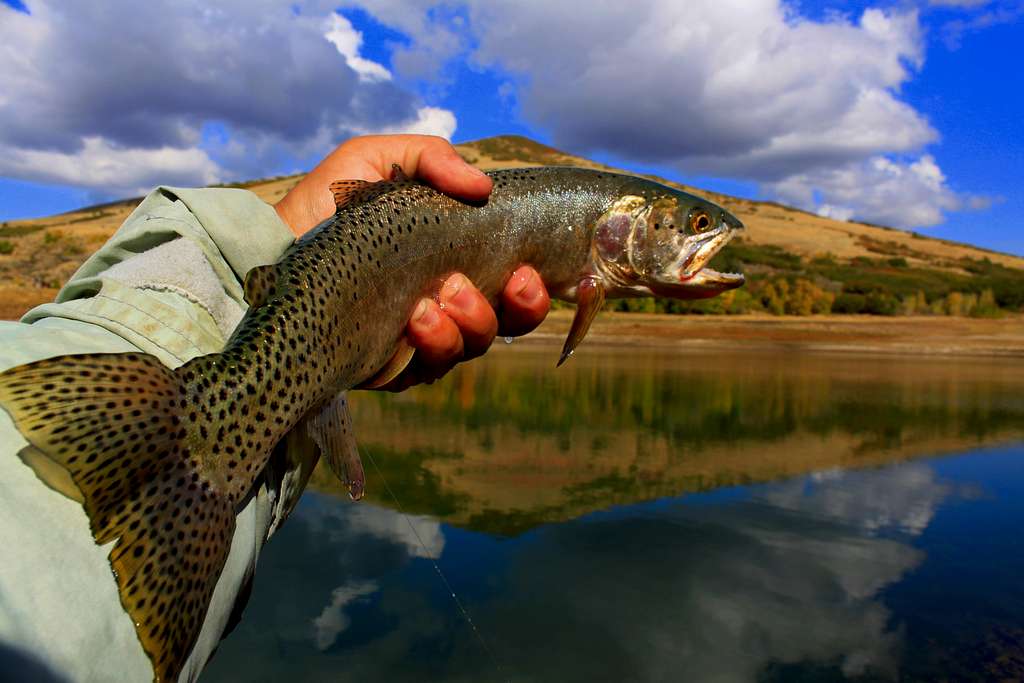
[0,166,744,681]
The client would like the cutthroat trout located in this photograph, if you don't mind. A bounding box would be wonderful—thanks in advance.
[0,166,743,681]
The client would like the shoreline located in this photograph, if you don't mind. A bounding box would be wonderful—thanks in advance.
[519,309,1024,359]
[3,306,1022,358]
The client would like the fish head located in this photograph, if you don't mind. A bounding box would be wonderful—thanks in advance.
[593,190,745,299]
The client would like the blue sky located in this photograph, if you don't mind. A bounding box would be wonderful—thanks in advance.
[1,1,1021,255]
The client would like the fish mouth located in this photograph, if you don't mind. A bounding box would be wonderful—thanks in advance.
[654,225,745,299]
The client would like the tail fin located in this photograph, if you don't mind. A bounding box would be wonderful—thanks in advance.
[0,352,235,683]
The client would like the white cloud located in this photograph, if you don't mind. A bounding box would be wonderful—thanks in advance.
[771,154,960,227]
[818,204,857,222]
[353,0,965,228]
[323,13,392,83]
[764,464,951,535]
[352,106,457,140]
[0,1,457,199]
[935,0,1024,49]
[476,464,932,682]
[345,504,446,559]
[0,136,221,197]
[311,580,378,651]
[302,496,446,560]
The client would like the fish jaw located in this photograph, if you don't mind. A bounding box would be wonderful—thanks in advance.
[651,223,745,299]
[657,267,745,299]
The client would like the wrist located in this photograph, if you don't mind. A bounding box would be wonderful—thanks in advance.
[274,197,308,239]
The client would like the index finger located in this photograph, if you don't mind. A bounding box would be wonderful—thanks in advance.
[350,134,493,201]
[403,138,493,202]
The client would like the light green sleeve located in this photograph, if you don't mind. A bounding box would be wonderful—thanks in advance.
[0,187,316,683]
[18,186,294,366]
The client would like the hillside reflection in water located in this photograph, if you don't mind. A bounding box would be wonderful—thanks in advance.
[205,346,1024,682]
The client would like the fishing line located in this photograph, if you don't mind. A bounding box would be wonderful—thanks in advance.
[361,445,508,682]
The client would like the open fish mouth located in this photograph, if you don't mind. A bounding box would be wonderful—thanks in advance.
[675,226,744,289]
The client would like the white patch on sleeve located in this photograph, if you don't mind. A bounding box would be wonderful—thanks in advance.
[103,238,244,338]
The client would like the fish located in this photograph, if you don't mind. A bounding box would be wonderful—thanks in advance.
[0,166,744,681]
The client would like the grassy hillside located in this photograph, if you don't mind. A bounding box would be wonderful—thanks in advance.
[0,134,1021,319]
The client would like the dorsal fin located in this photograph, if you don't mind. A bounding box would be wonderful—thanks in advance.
[242,263,278,308]
[329,178,399,211]
[390,163,410,182]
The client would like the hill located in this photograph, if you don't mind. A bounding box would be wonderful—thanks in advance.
[0,134,1021,319]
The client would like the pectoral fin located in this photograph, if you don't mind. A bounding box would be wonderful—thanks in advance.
[357,337,416,390]
[558,276,605,366]
[306,392,366,500]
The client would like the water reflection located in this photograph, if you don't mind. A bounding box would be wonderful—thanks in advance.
[762,465,955,535]
[205,456,1005,682]
[203,347,1024,682]
[319,346,1024,533]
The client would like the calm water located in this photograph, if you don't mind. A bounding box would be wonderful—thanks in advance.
[205,345,1024,682]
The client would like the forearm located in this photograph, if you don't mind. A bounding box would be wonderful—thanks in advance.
[0,186,310,682]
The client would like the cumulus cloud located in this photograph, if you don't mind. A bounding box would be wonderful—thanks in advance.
[0,1,456,198]
[323,13,392,83]
[354,0,965,228]
[0,137,221,198]
[771,154,961,227]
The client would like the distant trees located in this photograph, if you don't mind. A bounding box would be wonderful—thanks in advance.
[599,239,1021,317]
[606,279,1008,317]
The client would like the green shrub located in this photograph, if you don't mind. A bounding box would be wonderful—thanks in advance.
[864,291,900,316]
[0,240,12,255]
[725,289,758,314]
[832,293,866,314]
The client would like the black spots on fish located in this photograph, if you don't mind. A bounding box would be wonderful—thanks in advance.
[0,352,243,681]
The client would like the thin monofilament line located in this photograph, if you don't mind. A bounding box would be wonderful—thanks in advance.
[361,445,508,682]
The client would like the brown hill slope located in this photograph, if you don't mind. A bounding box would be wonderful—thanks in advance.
[0,134,1020,319]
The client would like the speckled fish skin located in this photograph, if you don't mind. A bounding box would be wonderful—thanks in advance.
[0,166,743,682]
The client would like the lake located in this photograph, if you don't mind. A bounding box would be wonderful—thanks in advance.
[204,344,1024,682]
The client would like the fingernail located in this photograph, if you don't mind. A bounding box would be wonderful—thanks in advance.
[443,274,475,311]
[414,298,438,326]
[514,269,542,304]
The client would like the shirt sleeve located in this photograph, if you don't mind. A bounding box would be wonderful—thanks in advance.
[0,187,319,683]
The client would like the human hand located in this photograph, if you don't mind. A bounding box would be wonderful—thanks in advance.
[274,134,550,390]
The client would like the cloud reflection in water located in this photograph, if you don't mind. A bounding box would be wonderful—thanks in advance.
[207,462,957,682]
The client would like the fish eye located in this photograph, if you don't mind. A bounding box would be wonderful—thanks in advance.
[689,210,712,233]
